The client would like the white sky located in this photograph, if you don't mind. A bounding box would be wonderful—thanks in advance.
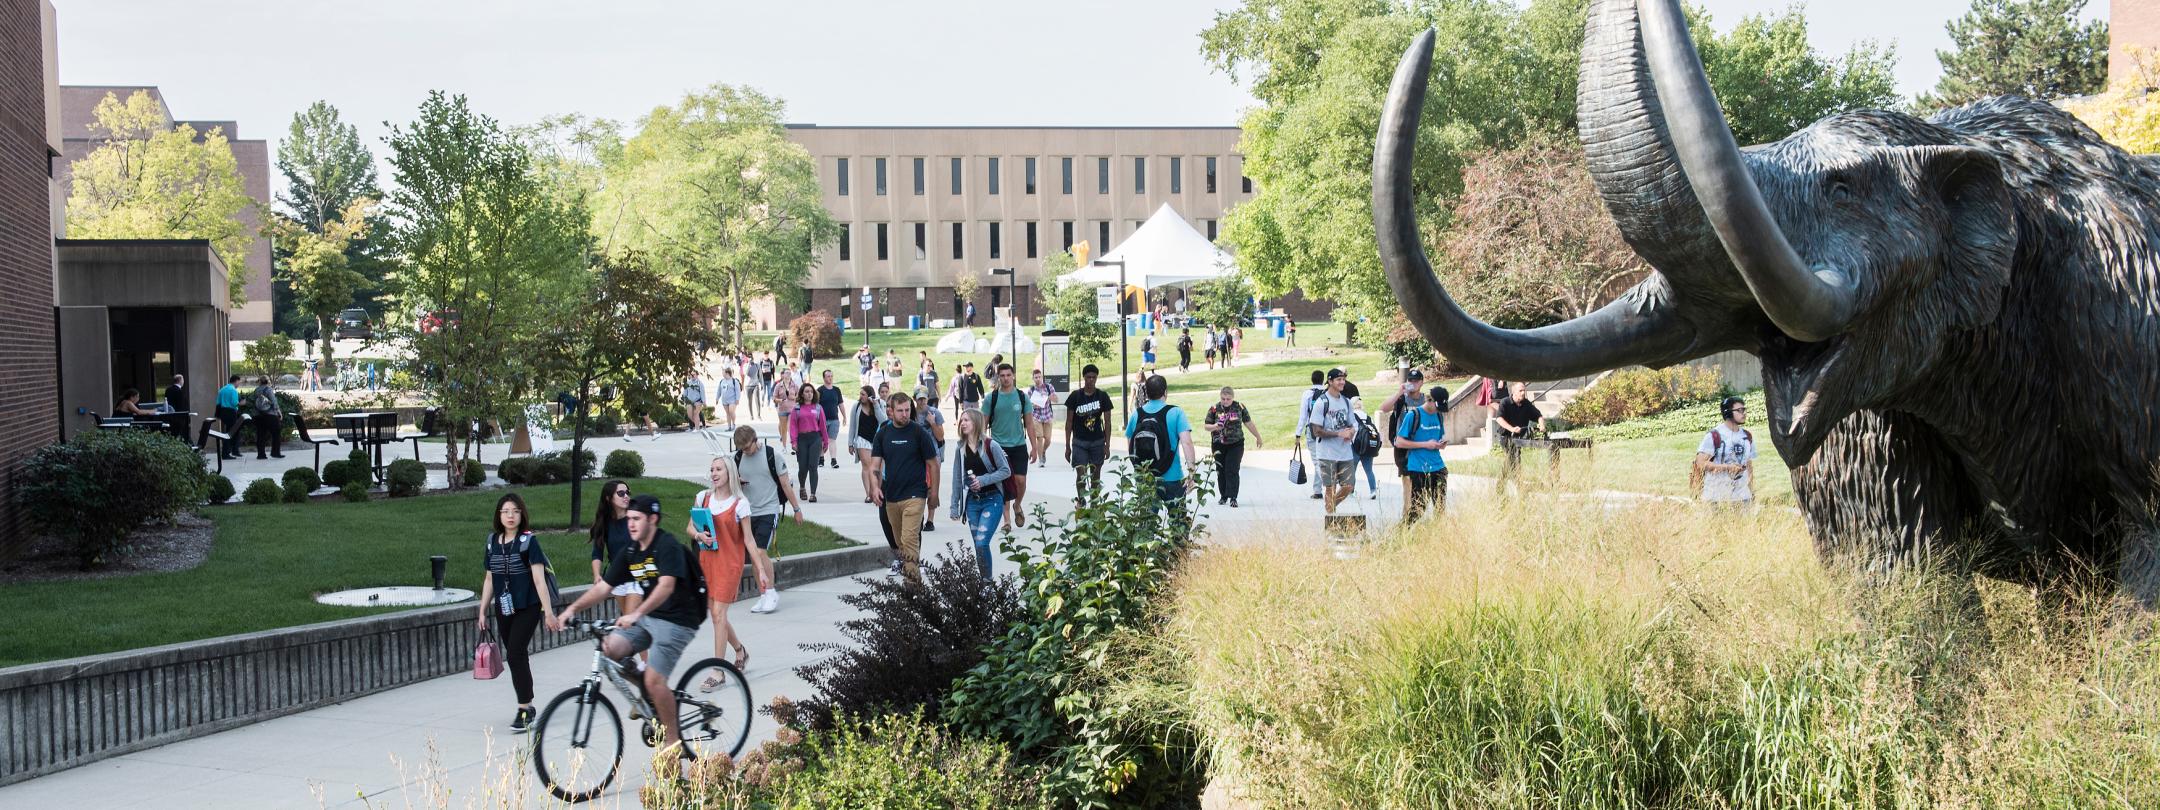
[52,0,2110,160]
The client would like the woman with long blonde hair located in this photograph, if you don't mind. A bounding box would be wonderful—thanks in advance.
[685,455,752,678]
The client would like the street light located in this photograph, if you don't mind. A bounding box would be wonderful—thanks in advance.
[989,267,1018,361]
[1089,258,1129,415]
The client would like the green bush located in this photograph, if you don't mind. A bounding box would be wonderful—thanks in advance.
[206,474,236,505]
[653,407,687,430]
[497,456,538,485]
[1558,365,1726,429]
[281,466,321,493]
[602,449,644,479]
[460,460,486,487]
[664,710,1045,810]
[347,446,370,466]
[787,309,845,359]
[320,459,358,489]
[795,550,1023,730]
[281,478,312,504]
[385,458,427,497]
[533,449,595,484]
[339,481,370,502]
[16,430,210,567]
[241,478,284,505]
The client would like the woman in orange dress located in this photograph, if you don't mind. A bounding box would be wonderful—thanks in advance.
[685,455,752,685]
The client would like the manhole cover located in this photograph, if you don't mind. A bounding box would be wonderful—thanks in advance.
[316,586,475,607]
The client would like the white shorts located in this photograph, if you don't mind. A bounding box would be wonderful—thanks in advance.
[610,581,644,598]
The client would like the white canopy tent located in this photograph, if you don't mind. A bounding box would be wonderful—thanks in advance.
[1057,204,1239,289]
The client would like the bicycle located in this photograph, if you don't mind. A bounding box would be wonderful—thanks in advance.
[530,618,753,803]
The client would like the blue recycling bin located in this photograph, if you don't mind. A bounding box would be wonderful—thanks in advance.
[908,316,921,331]
[1273,318,1286,339]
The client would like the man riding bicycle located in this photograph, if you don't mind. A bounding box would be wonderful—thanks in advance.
[550,494,706,753]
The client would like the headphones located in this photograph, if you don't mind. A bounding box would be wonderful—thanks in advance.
[1720,396,1745,421]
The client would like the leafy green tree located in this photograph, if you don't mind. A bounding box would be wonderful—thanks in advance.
[601,85,837,352]
[1189,272,1256,331]
[67,90,257,306]
[1205,0,1897,327]
[278,101,379,232]
[242,333,293,379]
[1927,0,2108,108]
[273,101,388,334]
[1037,251,1116,365]
[271,201,373,365]
[383,91,590,486]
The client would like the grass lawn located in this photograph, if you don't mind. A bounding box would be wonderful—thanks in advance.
[1449,389,1794,506]
[0,478,858,667]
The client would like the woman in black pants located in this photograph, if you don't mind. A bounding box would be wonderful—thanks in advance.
[475,493,555,734]
[789,383,826,501]
[1203,386,1262,507]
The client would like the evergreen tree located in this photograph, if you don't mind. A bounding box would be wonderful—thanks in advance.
[1928,0,2108,108]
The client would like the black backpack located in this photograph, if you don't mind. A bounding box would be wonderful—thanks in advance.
[1130,403,1178,477]
[1354,413,1383,459]
[734,445,783,490]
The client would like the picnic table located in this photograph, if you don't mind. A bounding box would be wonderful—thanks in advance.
[334,411,400,481]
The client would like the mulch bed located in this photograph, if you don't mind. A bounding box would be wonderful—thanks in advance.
[0,513,215,584]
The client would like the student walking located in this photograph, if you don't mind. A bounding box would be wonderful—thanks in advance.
[1204,326,1219,370]
[1693,397,1758,505]
[1380,370,1430,506]
[1125,374,1198,525]
[849,386,881,500]
[949,408,1012,578]
[1392,391,1450,522]
[476,493,556,733]
[716,367,742,430]
[1025,369,1056,467]
[789,383,827,501]
[817,370,845,469]
[1063,364,1114,497]
[773,368,799,451]
[982,363,1034,530]
[587,479,644,621]
[1307,369,1359,514]
[1285,318,1299,347]
[686,457,751,675]
[683,372,708,430]
[914,388,946,534]
[867,392,941,583]
[1202,386,1262,507]
[732,426,804,613]
[1176,329,1194,372]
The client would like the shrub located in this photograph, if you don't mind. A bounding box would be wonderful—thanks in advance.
[16,430,209,567]
[602,449,644,479]
[347,446,370,466]
[385,458,427,497]
[653,407,687,429]
[533,449,596,484]
[206,474,236,505]
[660,710,1046,810]
[339,481,370,502]
[794,550,1023,730]
[1558,365,1726,429]
[241,478,284,505]
[786,309,844,359]
[281,478,312,504]
[320,459,358,489]
[460,460,486,487]
[497,456,539,485]
[242,333,293,378]
[281,466,321,493]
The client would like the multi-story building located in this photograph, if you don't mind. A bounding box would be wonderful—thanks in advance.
[762,125,1260,329]
[55,85,273,339]
[1,0,61,548]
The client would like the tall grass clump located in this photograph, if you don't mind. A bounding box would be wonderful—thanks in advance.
[1133,498,2160,808]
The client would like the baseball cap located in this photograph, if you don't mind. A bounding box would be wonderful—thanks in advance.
[1404,368,1425,381]
[628,494,662,516]
[1327,368,1347,381]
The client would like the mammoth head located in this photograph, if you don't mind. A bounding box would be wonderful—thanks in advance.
[1375,0,2017,463]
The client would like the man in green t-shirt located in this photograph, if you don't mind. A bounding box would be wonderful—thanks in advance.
[982,362,1034,531]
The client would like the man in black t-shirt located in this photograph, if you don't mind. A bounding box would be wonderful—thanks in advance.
[955,362,984,410]
[1063,364,1115,496]
[550,495,704,749]
[1494,382,1541,441]
[868,394,940,583]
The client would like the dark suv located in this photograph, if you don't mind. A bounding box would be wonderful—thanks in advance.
[334,308,373,340]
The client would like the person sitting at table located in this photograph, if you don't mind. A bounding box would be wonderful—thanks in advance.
[114,388,158,418]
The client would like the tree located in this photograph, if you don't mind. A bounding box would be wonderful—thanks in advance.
[242,333,293,379]
[601,85,837,353]
[2064,48,2160,154]
[383,91,590,489]
[1437,135,1649,328]
[1927,0,2108,108]
[1037,251,1116,365]
[1189,272,1256,331]
[271,200,373,365]
[67,90,257,306]
[1204,0,1897,326]
[536,250,714,524]
[277,101,379,232]
[273,101,387,334]
[954,271,982,319]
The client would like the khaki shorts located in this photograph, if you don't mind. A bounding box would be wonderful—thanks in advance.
[1316,458,1356,487]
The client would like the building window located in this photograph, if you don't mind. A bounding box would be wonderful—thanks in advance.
[1170,156,1182,194]
[913,157,925,196]
[1206,156,1217,193]
[1098,221,1110,252]
[1026,222,1038,258]
[952,222,964,260]
[1134,157,1146,194]
[875,158,887,196]
[1061,221,1075,251]
[1061,157,1073,194]
[839,223,852,260]
[837,157,850,196]
[988,157,1001,195]
[876,223,889,260]
[1206,219,1217,241]
[1242,174,1253,194]
[989,222,1002,259]
[1097,157,1110,194]
[1025,157,1037,195]
[951,157,962,195]
[914,222,927,260]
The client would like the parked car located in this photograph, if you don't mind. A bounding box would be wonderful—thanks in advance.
[333,308,373,340]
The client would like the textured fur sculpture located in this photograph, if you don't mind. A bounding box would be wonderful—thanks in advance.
[1375,0,2160,594]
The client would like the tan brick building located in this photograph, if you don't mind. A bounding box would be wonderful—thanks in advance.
[2113,0,2160,88]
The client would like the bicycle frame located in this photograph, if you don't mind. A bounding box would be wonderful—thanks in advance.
[567,637,653,748]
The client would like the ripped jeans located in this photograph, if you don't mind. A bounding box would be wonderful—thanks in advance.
[964,492,1005,578]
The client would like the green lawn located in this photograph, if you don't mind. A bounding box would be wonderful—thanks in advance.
[1449,389,1793,505]
[0,478,857,667]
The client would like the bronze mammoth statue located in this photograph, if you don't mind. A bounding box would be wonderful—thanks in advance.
[1375,0,2160,595]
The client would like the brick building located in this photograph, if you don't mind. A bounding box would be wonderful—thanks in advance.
[0,0,62,549]
[2115,0,2160,89]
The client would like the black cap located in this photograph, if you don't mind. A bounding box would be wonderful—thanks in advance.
[1405,369,1425,381]
[1327,368,1347,381]
[628,494,662,516]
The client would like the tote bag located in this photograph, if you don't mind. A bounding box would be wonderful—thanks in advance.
[472,628,505,680]
[1288,435,1309,485]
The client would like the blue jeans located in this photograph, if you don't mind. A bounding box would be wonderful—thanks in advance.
[964,493,1005,578]
[1357,454,1377,491]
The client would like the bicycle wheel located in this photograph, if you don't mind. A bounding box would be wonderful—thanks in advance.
[672,658,753,759]
[532,685,623,803]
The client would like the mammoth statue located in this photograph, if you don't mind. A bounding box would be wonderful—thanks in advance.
[1375,0,2160,594]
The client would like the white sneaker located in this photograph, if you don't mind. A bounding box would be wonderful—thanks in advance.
[751,590,778,614]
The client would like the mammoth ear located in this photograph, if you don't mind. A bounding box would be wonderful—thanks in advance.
[1904,145,2016,331]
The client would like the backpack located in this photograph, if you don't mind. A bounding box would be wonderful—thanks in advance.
[1178,334,1193,352]
[499,532,562,609]
[1354,413,1382,459]
[251,386,276,413]
[1690,427,1755,496]
[734,445,783,493]
[1130,403,1178,477]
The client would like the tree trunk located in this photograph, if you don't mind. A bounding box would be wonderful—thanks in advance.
[729,268,744,356]
[569,376,591,529]
[317,315,337,368]
[444,419,462,492]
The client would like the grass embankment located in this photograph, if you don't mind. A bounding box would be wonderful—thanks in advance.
[1452,388,1795,505]
[0,478,857,667]
[1123,499,2160,807]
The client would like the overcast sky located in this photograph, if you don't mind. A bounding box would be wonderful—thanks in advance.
[53,0,2110,158]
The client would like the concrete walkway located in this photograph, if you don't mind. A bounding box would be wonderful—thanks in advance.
[0,417,1515,808]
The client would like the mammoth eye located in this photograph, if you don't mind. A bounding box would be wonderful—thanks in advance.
[1826,177,1855,203]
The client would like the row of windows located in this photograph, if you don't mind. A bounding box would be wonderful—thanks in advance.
[835,219,1219,262]
[834,155,1252,198]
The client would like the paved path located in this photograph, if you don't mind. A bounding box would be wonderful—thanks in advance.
[0,417,1507,808]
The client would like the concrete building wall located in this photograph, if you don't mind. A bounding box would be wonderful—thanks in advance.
[1,0,63,551]
[2113,0,2160,89]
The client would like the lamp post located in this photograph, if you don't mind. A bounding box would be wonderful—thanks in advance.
[989,267,1018,361]
[1090,258,1129,414]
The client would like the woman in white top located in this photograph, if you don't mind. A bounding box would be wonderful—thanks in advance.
[685,456,752,677]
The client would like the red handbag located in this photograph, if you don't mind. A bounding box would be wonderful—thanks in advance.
[472,628,505,680]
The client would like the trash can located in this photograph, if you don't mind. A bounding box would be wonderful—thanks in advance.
[908,316,921,331]
[1273,318,1286,339]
